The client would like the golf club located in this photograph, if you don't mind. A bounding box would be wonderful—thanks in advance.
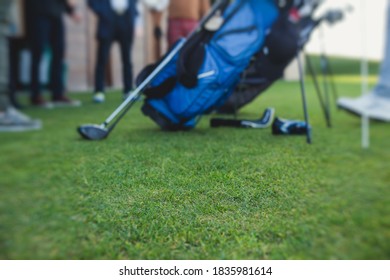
[78,0,230,140]
[210,108,275,128]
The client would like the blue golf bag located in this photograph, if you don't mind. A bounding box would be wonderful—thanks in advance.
[139,0,280,130]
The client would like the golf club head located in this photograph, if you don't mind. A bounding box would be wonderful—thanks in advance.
[78,124,110,141]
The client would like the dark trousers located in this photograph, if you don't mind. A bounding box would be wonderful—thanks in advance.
[94,21,134,94]
[29,15,65,99]
[8,38,28,108]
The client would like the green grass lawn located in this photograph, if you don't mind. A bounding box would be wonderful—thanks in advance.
[1,58,390,260]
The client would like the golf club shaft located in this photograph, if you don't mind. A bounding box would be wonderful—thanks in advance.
[102,0,230,127]
[106,92,139,133]
[320,58,333,128]
[305,53,331,127]
[317,24,333,128]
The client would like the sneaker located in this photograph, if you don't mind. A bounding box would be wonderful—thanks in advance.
[31,96,53,109]
[93,92,105,103]
[0,107,42,132]
[337,93,390,122]
[52,96,82,108]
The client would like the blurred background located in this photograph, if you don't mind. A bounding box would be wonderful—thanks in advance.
[6,0,388,93]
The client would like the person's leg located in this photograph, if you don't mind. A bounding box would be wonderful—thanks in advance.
[0,21,9,111]
[29,16,52,107]
[48,17,80,107]
[0,2,41,131]
[94,39,111,93]
[93,38,112,103]
[49,17,65,100]
[118,23,134,95]
[8,38,23,108]
[150,10,164,60]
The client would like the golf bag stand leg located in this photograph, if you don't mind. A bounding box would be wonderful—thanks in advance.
[320,53,333,126]
[296,52,312,144]
[305,52,332,128]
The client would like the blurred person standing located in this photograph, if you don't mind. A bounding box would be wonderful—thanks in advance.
[0,0,41,131]
[88,0,138,103]
[167,0,210,48]
[25,0,82,108]
[338,0,390,122]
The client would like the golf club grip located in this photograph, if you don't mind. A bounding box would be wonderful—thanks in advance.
[210,118,244,128]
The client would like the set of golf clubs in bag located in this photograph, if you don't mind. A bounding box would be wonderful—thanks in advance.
[78,0,351,143]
